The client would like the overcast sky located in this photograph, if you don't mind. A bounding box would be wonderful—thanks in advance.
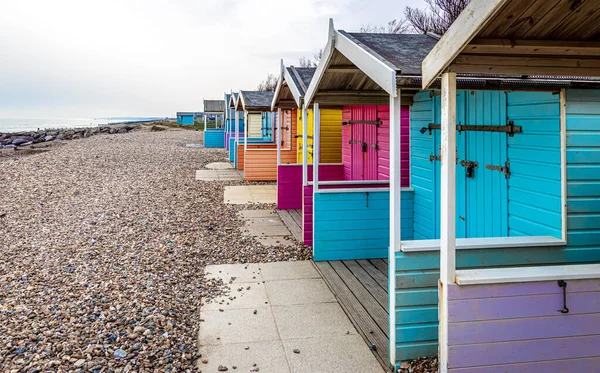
[0,0,416,118]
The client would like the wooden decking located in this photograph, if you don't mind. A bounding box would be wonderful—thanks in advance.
[277,209,302,243]
[314,259,390,372]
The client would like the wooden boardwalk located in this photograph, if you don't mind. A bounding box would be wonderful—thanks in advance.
[277,209,303,243]
[314,259,391,372]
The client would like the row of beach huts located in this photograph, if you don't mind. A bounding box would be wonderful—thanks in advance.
[198,3,600,372]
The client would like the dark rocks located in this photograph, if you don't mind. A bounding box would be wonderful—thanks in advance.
[113,349,127,359]
[217,365,228,371]
[12,136,34,146]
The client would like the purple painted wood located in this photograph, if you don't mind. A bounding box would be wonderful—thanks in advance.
[447,280,600,371]
[449,334,600,368]
[449,291,600,322]
[449,357,600,373]
[449,279,600,299]
[449,313,600,345]
[277,165,303,210]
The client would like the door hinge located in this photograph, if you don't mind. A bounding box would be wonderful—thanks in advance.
[430,154,441,162]
[485,161,511,179]
[370,143,379,151]
[421,121,522,136]
[348,140,356,145]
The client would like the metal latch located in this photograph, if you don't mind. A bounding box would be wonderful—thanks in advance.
[558,280,569,314]
[370,143,379,151]
[348,140,356,145]
[361,142,368,152]
[485,161,510,179]
[430,154,441,162]
[460,160,478,178]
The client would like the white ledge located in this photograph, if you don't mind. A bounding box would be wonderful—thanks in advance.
[316,187,414,194]
[400,236,566,253]
[456,264,600,285]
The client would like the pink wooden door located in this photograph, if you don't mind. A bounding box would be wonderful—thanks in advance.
[280,110,292,149]
[351,106,364,180]
[363,105,378,180]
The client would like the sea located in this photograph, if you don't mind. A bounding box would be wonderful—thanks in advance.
[0,117,168,133]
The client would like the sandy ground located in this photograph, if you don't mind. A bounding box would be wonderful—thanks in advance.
[0,128,310,372]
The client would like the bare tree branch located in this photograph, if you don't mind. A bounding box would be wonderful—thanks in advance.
[405,0,470,34]
[360,19,410,34]
[257,73,277,92]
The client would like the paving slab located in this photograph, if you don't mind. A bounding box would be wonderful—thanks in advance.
[239,210,278,218]
[196,170,242,181]
[199,261,384,372]
[272,302,357,340]
[205,162,233,170]
[198,341,291,373]
[238,209,294,247]
[265,278,336,306]
[204,263,263,283]
[202,281,269,311]
[198,307,279,346]
[260,261,321,281]
[283,335,385,373]
[224,185,277,204]
[256,236,296,246]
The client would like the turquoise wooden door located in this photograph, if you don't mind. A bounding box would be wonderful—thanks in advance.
[433,91,468,239]
[463,91,509,238]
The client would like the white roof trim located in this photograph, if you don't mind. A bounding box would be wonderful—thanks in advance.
[304,18,337,107]
[284,66,303,108]
[421,0,510,89]
[304,18,397,105]
[335,31,396,95]
[236,91,246,111]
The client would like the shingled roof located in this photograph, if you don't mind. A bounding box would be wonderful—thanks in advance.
[240,90,274,111]
[203,100,225,114]
[286,67,315,96]
[342,32,438,76]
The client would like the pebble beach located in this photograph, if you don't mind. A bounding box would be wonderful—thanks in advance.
[0,127,311,372]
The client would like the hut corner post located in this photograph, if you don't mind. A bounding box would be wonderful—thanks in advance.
[439,72,457,373]
[302,105,309,186]
[204,115,207,132]
[313,103,320,193]
[388,88,402,368]
[234,110,239,161]
[277,108,282,165]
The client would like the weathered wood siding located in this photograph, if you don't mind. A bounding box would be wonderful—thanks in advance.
[446,280,600,372]
[297,109,342,164]
[204,129,225,148]
[566,89,600,253]
[394,246,584,363]
[244,112,297,181]
[313,189,413,261]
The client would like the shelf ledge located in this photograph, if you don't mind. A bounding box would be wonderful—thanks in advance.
[456,263,600,286]
[400,236,566,253]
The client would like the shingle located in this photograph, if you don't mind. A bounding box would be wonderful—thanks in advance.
[241,91,275,109]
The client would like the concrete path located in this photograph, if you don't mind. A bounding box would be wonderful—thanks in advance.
[239,210,295,246]
[196,170,242,181]
[199,261,385,373]
[205,162,234,170]
[224,185,277,204]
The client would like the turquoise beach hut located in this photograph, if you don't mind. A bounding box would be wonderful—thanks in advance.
[301,18,600,371]
[176,112,195,125]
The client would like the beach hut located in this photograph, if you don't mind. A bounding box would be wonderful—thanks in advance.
[303,19,600,371]
[416,1,600,372]
[271,61,344,214]
[176,112,195,125]
[233,90,282,181]
[203,100,226,148]
[224,92,245,161]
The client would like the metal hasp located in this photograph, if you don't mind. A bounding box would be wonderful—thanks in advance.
[557,280,569,314]
[460,160,478,178]
[361,142,368,152]
[485,161,511,179]
[421,121,522,136]
[342,119,383,127]
[430,154,441,162]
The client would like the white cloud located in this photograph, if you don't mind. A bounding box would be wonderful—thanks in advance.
[0,0,414,117]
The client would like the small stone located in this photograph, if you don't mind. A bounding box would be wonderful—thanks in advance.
[201,359,208,364]
[113,349,127,359]
[217,365,228,371]
[293,349,300,354]
[73,359,86,368]
[253,310,257,315]
[244,346,249,350]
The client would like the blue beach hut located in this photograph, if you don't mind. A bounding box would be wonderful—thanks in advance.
[302,18,600,371]
[203,100,225,148]
[224,92,245,161]
[176,112,196,125]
